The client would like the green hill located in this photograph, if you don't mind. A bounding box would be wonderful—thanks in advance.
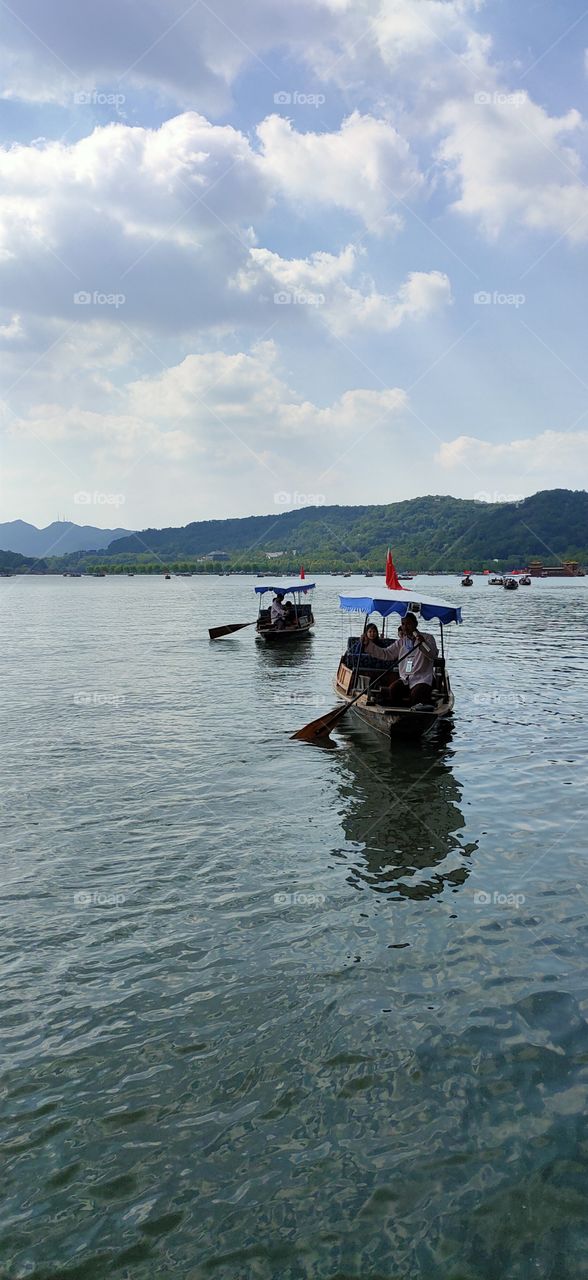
[99,489,587,571]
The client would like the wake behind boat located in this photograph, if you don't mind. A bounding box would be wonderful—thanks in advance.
[333,587,461,741]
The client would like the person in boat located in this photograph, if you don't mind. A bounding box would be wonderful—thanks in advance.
[362,612,438,706]
[283,599,296,627]
[362,622,382,645]
[271,592,286,628]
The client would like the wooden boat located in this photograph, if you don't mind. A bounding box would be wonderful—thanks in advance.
[398,573,414,581]
[334,587,461,741]
[255,581,315,644]
[488,576,504,585]
[461,576,473,586]
[504,577,518,590]
[519,575,531,585]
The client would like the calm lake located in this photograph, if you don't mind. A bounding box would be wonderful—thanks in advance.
[1,573,587,1280]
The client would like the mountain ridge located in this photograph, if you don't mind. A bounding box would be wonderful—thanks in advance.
[0,519,134,556]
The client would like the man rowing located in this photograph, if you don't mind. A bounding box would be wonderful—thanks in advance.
[362,611,438,707]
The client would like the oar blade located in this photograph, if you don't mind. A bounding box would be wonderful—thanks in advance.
[291,703,348,743]
[208,621,255,640]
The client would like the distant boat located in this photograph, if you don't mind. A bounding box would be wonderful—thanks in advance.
[255,581,316,644]
[519,575,531,586]
[504,577,518,590]
[461,576,473,587]
[398,573,414,581]
[488,577,504,586]
[164,573,171,580]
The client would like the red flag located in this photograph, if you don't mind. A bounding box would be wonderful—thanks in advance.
[385,549,403,590]
[300,565,305,579]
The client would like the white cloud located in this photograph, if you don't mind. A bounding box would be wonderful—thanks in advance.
[438,428,588,492]
[257,111,423,232]
[0,0,338,110]
[439,95,588,241]
[10,341,408,467]
[238,244,451,333]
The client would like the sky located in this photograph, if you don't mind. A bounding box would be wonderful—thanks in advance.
[0,0,587,530]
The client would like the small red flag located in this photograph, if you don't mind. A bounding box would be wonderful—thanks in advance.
[385,549,403,590]
[300,565,305,579]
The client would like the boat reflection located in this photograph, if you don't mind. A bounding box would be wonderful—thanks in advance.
[334,720,477,901]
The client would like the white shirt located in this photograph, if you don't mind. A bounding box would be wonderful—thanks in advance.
[271,599,286,623]
[364,630,438,689]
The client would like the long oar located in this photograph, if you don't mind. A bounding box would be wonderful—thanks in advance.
[209,620,256,640]
[291,639,422,744]
[291,670,391,743]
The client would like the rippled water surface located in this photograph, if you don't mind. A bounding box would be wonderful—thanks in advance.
[1,573,588,1279]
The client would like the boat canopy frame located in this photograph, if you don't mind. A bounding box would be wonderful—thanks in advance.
[254,583,315,595]
[338,588,461,626]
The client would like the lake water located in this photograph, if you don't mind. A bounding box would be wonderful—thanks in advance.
[1,573,587,1280]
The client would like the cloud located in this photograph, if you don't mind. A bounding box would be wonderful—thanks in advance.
[0,0,337,110]
[439,95,588,241]
[438,428,588,492]
[9,340,408,466]
[237,244,451,333]
[257,111,423,232]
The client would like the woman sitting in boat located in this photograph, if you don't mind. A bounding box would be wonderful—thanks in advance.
[362,612,438,707]
[283,600,296,626]
[362,622,382,645]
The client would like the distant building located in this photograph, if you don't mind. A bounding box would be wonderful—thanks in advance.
[266,551,285,559]
[200,551,230,561]
[529,559,585,577]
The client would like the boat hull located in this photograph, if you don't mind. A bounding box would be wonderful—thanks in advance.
[257,620,313,644]
[333,677,454,741]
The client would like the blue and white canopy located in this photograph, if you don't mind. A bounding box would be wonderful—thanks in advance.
[339,587,461,624]
[255,582,315,595]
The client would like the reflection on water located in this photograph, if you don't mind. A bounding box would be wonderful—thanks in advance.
[334,720,477,899]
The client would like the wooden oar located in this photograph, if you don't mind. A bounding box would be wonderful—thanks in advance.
[209,620,256,640]
[291,639,422,744]
[291,673,390,743]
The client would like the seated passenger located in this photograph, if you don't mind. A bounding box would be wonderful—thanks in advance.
[362,612,438,706]
[362,622,381,645]
[271,593,286,628]
[283,600,296,626]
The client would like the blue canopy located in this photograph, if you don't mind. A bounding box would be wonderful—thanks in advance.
[255,582,315,595]
[339,587,461,625]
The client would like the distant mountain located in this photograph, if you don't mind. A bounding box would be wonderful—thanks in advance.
[0,548,47,573]
[0,520,133,556]
[105,490,588,568]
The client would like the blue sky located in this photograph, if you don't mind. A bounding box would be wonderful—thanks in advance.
[0,0,586,529]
